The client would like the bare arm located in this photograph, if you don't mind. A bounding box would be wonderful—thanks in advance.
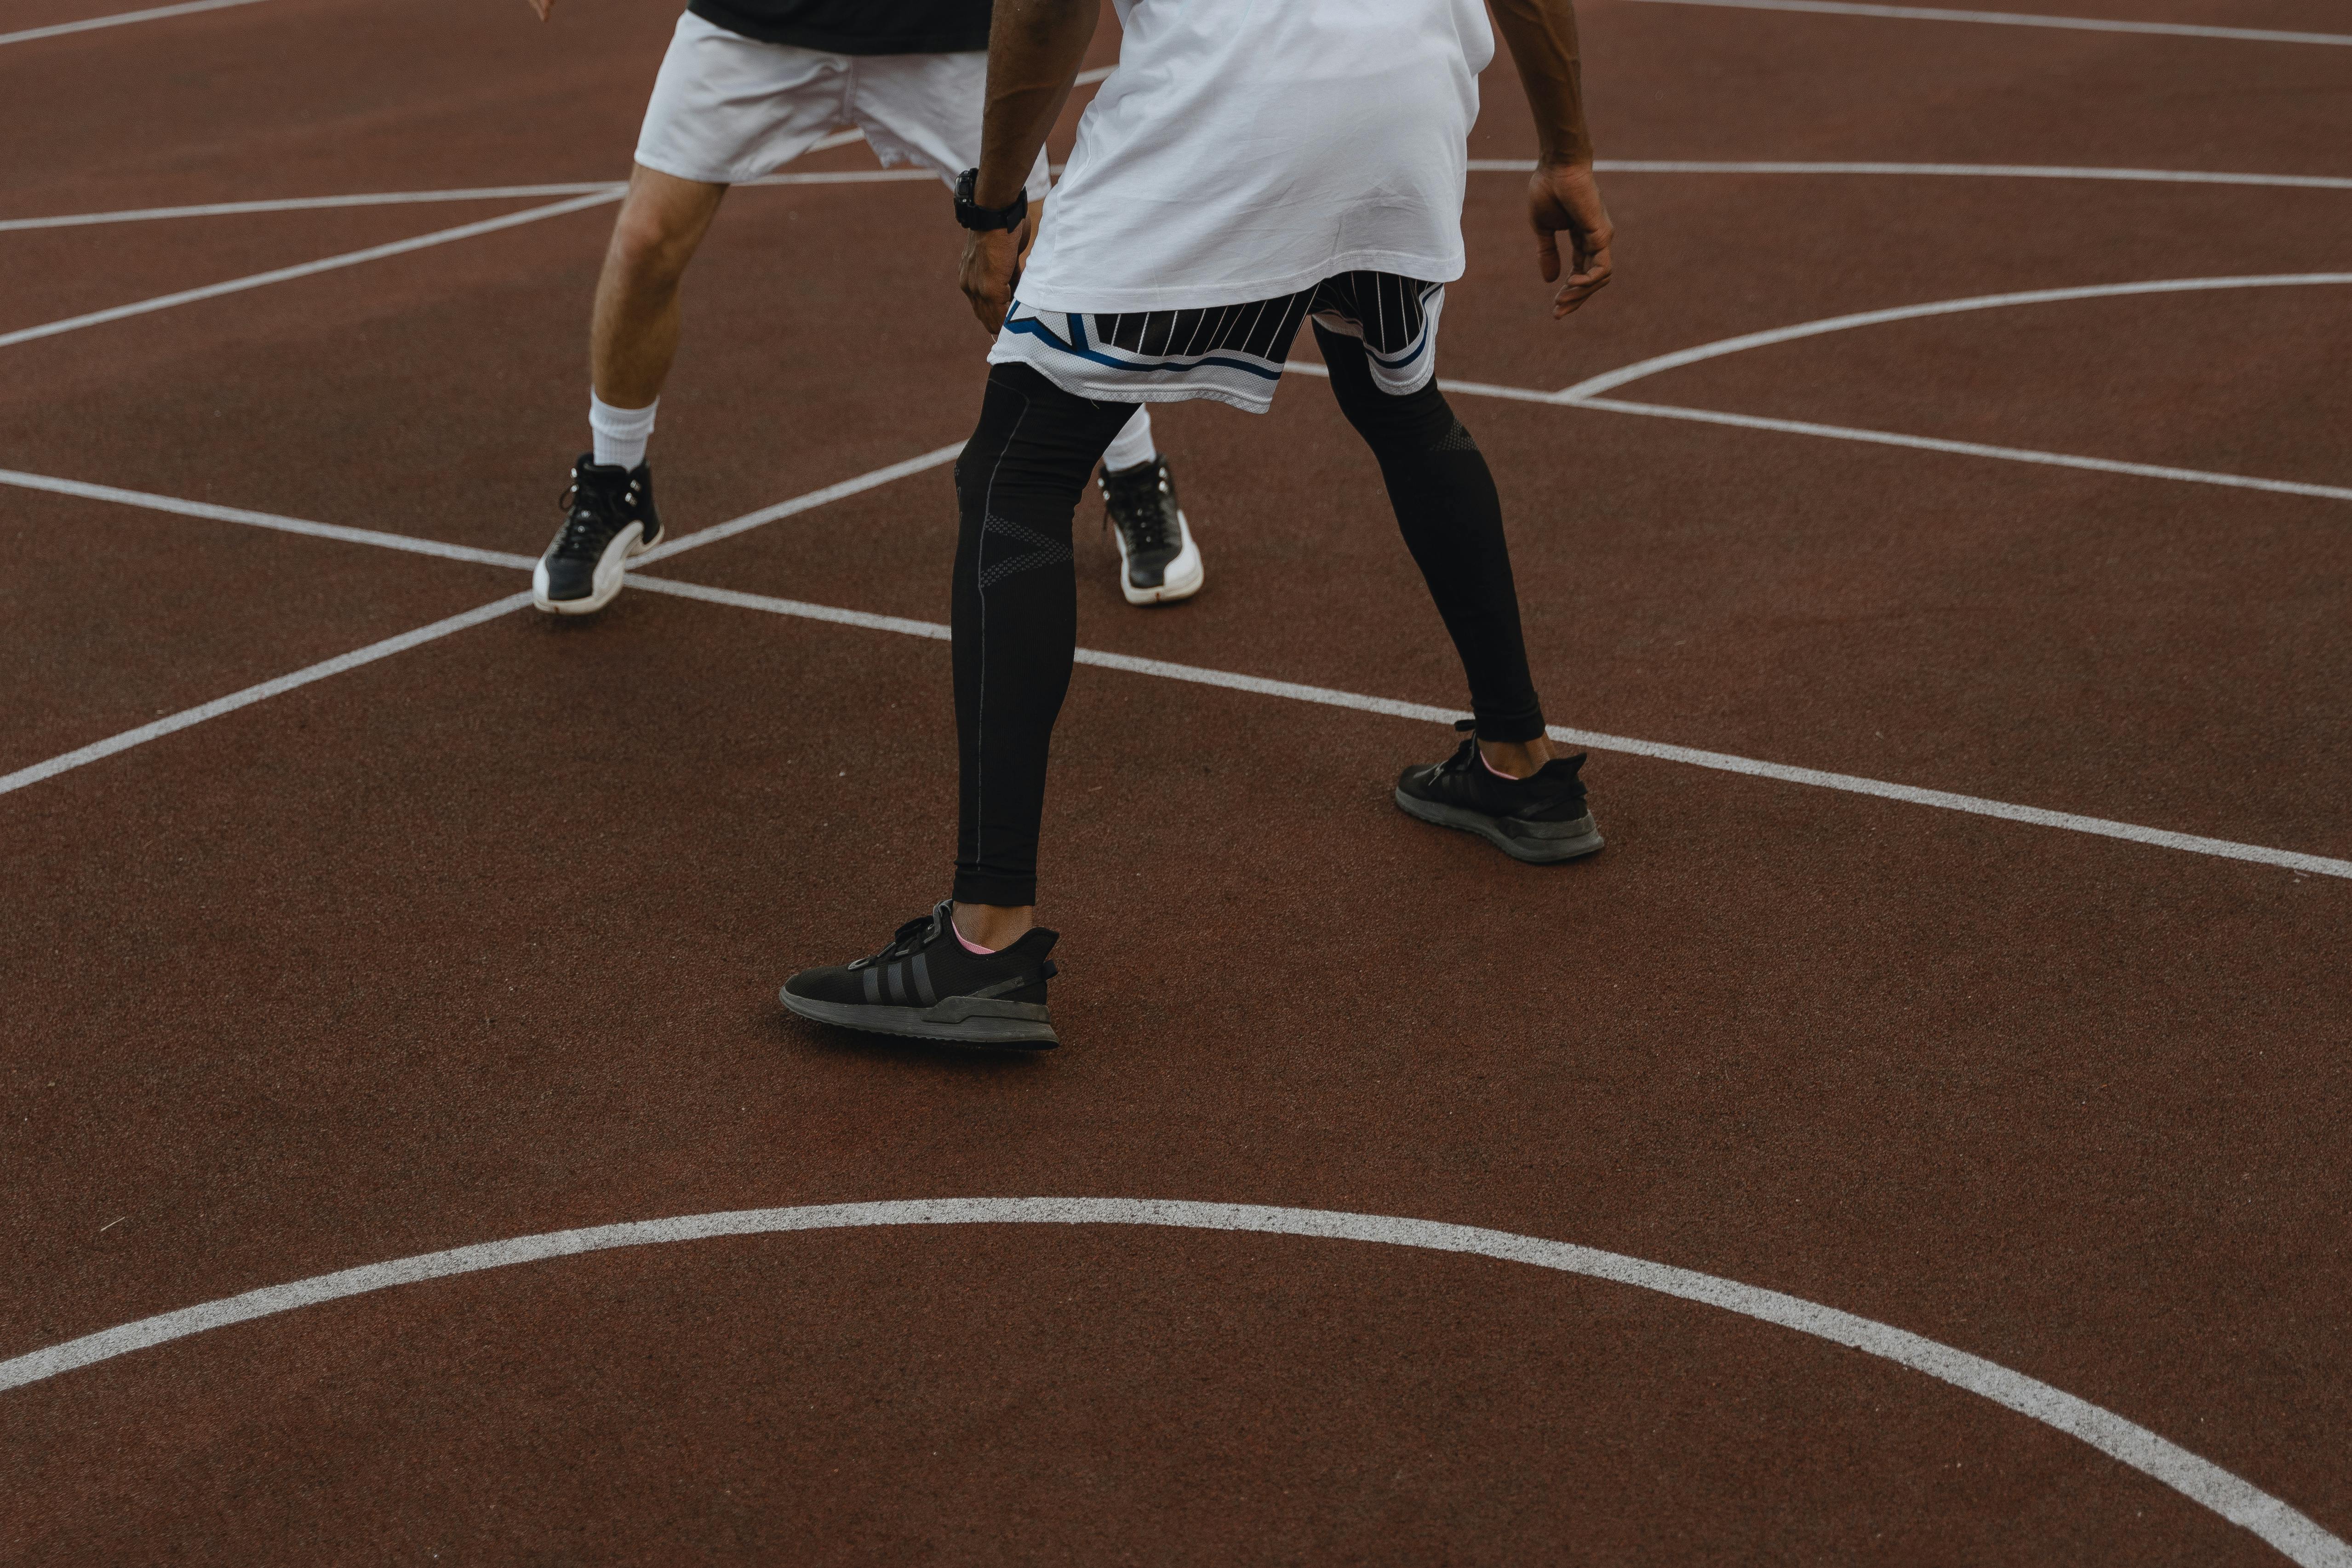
[960,0,1098,331]
[1489,0,1615,318]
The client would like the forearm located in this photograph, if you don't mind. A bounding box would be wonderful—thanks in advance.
[974,0,1099,207]
[1490,0,1595,167]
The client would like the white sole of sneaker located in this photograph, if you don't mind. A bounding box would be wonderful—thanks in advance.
[1116,509,1203,606]
[532,520,658,616]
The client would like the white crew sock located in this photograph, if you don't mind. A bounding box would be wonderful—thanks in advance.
[589,391,658,470]
[1101,406,1157,473]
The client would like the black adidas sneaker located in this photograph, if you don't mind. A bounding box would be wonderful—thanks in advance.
[1395,720,1604,863]
[533,455,663,615]
[779,900,1061,1049]
[1099,456,1203,605]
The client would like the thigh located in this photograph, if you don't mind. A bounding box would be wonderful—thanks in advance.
[959,364,1136,518]
[851,51,1052,199]
[634,12,852,186]
[1307,271,1448,396]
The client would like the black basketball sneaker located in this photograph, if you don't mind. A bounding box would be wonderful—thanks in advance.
[533,455,663,615]
[1395,720,1604,863]
[779,900,1062,1049]
[1099,455,1203,605]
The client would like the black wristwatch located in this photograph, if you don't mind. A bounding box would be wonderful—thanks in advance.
[954,168,1029,232]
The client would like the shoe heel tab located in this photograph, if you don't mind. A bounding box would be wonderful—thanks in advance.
[1040,958,1059,981]
[1022,927,1060,958]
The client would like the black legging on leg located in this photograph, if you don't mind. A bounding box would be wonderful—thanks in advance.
[951,362,1139,909]
[1315,323,1547,743]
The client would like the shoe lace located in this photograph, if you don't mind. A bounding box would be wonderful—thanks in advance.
[551,472,637,561]
[852,903,948,969]
[1437,717,1481,773]
[1100,464,1174,553]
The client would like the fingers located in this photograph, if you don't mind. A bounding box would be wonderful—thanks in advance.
[1533,226,1562,285]
[1528,164,1615,320]
[1551,246,1614,318]
[959,232,1016,333]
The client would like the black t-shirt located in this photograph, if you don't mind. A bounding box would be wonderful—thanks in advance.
[685,0,992,55]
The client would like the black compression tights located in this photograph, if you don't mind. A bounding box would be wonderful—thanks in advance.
[1314,323,1546,744]
[950,351,1546,908]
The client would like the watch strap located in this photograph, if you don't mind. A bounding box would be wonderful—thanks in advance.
[954,167,1029,232]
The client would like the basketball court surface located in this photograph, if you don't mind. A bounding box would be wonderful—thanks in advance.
[3,0,2348,1560]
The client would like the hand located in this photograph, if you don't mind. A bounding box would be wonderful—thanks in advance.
[526,0,553,18]
[1529,163,1614,319]
[958,217,1034,334]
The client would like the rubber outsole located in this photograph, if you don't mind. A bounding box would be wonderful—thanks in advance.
[778,987,1060,1049]
[532,520,659,616]
[1393,788,1605,864]
[1117,509,1204,606]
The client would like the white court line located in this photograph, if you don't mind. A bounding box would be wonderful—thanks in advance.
[0,185,623,233]
[0,595,533,799]
[1569,399,2352,504]
[0,170,949,234]
[1,1198,2342,1567]
[741,169,933,187]
[0,191,620,352]
[637,443,965,561]
[1473,159,2352,191]
[631,575,2352,881]
[21,158,2346,236]
[0,450,961,797]
[0,0,269,47]
[0,468,538,568]
[1292,357,2352,503]
[1613,0,2352,46]
[11,460,2346,876]
[1558,272,2352,402]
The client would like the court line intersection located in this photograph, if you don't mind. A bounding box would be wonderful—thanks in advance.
[7,458,2347,881]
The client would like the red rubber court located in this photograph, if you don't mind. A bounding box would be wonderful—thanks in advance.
[3,0,2348,1560]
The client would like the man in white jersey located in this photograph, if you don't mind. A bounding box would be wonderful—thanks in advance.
[521,0,1205,615]
[779,0,1615,1048]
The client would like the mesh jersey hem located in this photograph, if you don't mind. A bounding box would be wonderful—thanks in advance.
[683,0,989,56]
[1014,247,1466,317]
[983,342,1280,415]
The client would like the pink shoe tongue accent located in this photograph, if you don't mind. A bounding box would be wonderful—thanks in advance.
[953,925,998,956]
[1480,751,1524,782]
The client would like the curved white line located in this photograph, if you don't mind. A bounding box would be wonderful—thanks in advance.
[1559,273,2352,401]
[1613,0,2352,47]
[2,1198,2342,1564]
[0,0,269,47]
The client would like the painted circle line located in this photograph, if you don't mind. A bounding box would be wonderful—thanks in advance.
[1558,272,2352,402]
[3,1198,2342,1565]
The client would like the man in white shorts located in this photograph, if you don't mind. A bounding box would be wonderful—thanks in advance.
[522,0,1204,614]
[778,0,1619,1048]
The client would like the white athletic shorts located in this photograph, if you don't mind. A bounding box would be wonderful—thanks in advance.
[634,11,1050,197]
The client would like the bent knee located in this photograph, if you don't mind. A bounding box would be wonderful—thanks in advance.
[1333,377,1462,450]
[607,218,694,288]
